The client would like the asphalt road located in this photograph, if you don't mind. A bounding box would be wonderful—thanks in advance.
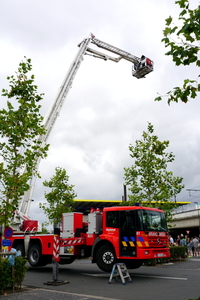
[3,258,200,300]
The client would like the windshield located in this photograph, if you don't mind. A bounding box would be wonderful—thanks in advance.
[105,209,168,233]
[138,209,168,232]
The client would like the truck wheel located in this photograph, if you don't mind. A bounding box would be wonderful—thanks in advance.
[15,244,25,257]
[28,244,43,267]
[95,244,116,272]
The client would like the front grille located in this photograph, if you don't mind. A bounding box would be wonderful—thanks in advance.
[148,235,168,248]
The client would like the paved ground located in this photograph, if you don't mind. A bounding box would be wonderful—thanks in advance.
[2,289,115,300]
[2,257,200,300]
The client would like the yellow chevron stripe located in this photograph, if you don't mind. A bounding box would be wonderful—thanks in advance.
[122,241,128,247]
[145,241,149,247]
[137,241,143,247]
[129,241,135,247]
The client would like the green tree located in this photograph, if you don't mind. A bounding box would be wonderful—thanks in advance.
[123,122,184,219]
[41,222,49,234]
[155,0,200,104]
[40,167,76,226]
[0,58,48,227]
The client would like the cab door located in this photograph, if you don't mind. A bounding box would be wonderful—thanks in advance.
[119,210,137,257]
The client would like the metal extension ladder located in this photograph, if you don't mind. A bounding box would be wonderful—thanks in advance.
[108,263,132,285]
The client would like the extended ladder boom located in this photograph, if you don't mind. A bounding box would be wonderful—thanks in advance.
[16,33,153,229]
[43,36,92,143]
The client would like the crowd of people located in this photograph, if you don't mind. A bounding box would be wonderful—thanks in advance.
[169,234,200,257]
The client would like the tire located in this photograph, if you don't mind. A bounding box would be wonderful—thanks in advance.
[125,259,144,269]
[15,244,25,257]
[95,244,116,272]
[28,244,43,267]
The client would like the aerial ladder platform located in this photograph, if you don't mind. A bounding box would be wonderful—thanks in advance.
[14,33,154,231]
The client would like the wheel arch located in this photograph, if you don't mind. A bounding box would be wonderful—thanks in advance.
[28,238,42,251]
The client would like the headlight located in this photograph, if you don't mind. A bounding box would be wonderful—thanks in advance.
[64,246,73,254]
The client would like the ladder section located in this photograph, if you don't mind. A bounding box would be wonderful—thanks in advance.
[91,37,139,64]
[43,36,92,143]
[108,263,132,285]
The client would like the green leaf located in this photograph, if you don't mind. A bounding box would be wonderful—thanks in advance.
[170,26,178,34]
[165,16,173,26]
[163,27,172,37]
[161,37,170,44]
[180,9,187,16]
[154,96,162,101]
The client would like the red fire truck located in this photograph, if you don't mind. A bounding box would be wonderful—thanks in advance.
[5,34,159,272]
[9,205,170,272]
[11,33,154,234]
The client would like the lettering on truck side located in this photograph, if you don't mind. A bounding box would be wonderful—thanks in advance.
[105,228,116,234]
[148,232,167,236]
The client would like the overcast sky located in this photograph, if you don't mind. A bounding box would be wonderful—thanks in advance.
[0,0,200,225]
